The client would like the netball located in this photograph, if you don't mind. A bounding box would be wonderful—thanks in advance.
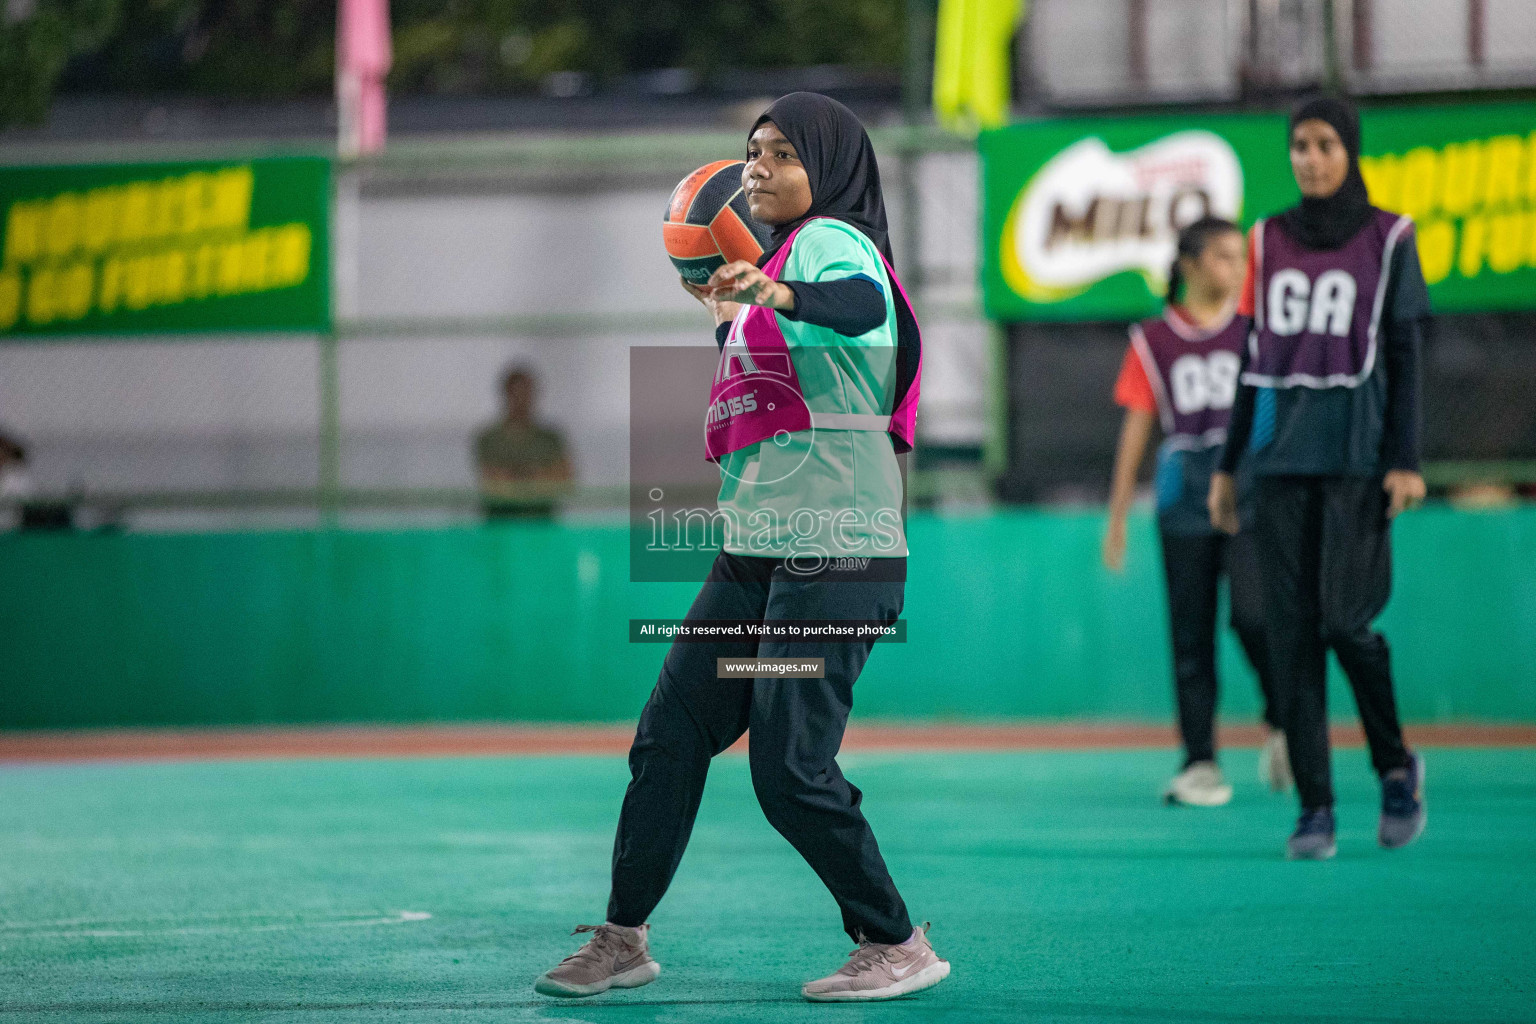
[662,159,772,284]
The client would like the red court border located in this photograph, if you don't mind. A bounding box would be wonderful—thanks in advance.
[2,722,1533,764]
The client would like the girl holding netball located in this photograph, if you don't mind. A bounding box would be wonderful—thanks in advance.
[536,93,947,1001]
[1104,217,1286,808]
[1209,96,1430,860]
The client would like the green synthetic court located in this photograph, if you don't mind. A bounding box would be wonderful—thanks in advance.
[2,747,1533,1023]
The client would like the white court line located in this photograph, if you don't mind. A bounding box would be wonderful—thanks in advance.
[0,910,431,938]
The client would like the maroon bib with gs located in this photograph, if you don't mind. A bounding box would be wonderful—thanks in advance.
[1245,208,1414,390]
[1129,307,1246,450]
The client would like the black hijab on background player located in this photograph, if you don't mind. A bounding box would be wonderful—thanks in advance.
[749,91,921,452]
[1280,95,1374,250]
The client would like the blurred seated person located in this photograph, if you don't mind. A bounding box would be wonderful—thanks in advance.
[0,432,27,531]
[0,429,72,531]
[474,365,573,519]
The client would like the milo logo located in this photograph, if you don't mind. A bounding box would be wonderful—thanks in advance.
[1000,131,1243,303]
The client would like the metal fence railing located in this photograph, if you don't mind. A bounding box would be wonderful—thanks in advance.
[0,127,996,528]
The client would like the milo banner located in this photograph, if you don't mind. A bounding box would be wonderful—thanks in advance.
[0,156,330,337]
[981,102,1536,321]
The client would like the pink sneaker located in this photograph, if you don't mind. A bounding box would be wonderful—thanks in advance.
[534,922,660,998]
[801,922,951,1002]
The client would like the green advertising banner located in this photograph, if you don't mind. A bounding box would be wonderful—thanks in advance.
[0,156,330,337]
[981,101,1536,321]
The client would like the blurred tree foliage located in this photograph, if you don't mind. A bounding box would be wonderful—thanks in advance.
[55,0,339,97]
[386,0,905,93]
[1,0,125,126]
[4,0,904,126]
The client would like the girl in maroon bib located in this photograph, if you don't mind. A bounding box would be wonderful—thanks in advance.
[1211,96,1429,860]
[1105,217,1281,808]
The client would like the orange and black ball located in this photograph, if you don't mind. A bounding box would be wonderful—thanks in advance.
[663,160,773,284]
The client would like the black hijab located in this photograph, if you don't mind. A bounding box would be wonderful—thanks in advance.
[748,92,921,453]
[750,92,893,266]
[1279,95,1374,250]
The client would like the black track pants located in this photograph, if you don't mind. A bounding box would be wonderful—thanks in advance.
[606,550,912,945]
[1253,475,1413,810]
[1158,528,1281,766]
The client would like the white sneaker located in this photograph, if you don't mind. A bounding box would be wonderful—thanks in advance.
[534,922,660,997]
[1259,730,1294,793]
[801,922,951,1002]
[1163,761,1233,807]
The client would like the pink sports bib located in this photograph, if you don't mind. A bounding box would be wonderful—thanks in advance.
[704,217,922,463]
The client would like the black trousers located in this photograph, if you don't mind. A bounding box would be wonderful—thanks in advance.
[1253,475,1412,810]
[607,550,913,945]
[1158,527,1281,766]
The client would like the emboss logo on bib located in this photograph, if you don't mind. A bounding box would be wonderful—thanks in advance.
[1000,131,1243,302]
[706,390,758,425]
[705,373,812,483]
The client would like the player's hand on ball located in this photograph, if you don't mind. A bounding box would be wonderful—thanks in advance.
[1208,472,1240,535]
[680,277,741,326]
[1383,470,1426,519]
[706,261,793,310]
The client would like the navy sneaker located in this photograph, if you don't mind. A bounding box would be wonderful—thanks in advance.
[1379,751,1426,849]
[1286,807,1337,860]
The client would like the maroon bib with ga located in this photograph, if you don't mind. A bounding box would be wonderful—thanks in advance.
[1129,306,1246,450]
[1245,208,1414,390]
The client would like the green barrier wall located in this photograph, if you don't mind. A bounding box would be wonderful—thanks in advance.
[2,507,1533,729]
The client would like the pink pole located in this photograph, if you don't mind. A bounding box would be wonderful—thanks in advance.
[337,0,392,156]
